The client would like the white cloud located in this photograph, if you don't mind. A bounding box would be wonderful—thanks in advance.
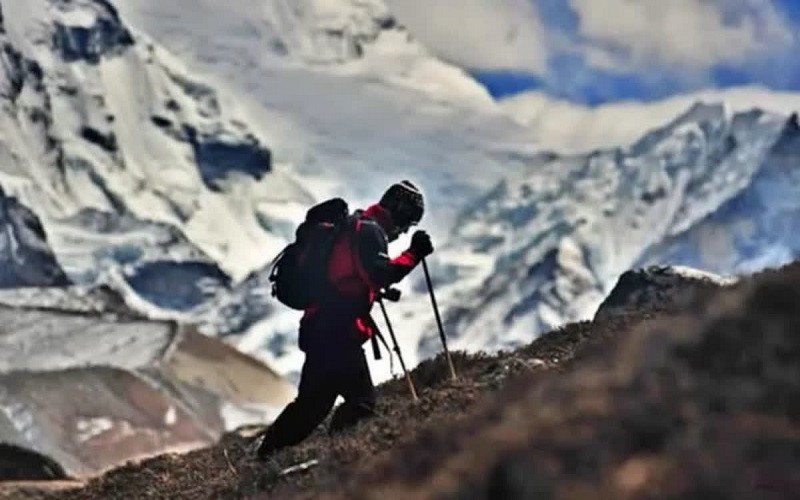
[500,85,800,153]
[385,0,548,72]
[569,0,794,69]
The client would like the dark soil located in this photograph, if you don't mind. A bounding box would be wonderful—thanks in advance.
[13,262,800,499]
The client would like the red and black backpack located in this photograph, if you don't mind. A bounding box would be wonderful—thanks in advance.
[269,198,351,310]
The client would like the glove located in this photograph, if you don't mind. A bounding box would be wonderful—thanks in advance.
[410,230,434,258]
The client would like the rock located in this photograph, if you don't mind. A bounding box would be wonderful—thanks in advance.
[51,0,135,64]
[0,444,67,480]
[0,187,71,288]
[594,265,733,321]
[189,134,272,191]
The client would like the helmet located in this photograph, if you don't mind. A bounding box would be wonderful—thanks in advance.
[379,180,425,231]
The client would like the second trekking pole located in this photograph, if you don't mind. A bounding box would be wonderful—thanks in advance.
[421,258,457,381]
[377,296,418,402]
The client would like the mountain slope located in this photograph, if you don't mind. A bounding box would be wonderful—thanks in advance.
[339,262,800,500]
[92,0,552,378]
[0,0,540,371]
[24,261,798,499]
[0,299,295,477]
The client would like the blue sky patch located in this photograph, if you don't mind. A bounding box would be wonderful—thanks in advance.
[470,71,544,98]
[468,0,800,105]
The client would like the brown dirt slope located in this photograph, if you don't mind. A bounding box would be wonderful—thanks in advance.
[14,262,800,499]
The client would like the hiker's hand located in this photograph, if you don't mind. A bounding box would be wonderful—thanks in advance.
[410,230,434,258]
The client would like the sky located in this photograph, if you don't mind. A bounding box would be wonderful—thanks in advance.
[387,0,800,104]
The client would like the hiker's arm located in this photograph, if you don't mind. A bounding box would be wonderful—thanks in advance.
[357,221,419,288]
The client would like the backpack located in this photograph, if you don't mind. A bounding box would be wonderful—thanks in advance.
[269,198,350,310]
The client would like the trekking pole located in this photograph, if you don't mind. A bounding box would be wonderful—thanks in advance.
[421,258,457,381]
[377,295,418,402]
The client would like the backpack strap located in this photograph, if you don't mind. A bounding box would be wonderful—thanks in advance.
[347,213,394,365]
[348,213,382,291]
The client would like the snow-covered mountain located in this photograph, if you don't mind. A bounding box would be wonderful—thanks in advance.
[639,113,800,274]
[0,0,799,386]
[0,0,310,286]
[0,0,538,308]
[430,104,800,353]
[106,0,537,229]
[0,0,539,376]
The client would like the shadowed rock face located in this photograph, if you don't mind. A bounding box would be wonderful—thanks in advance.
[0,284,138,319]
[187,132,272,191]
[124,260,231,311]
[0,188,70,288]
[51,0,134,64]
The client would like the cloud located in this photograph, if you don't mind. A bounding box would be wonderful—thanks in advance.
[385,0,549,72]
[568,0,795,70]
[388,0,800,105]
[501,85,800,152]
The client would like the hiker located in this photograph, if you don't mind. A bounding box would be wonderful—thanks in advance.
[258,180,434,459]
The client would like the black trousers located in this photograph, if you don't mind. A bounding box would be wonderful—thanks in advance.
[258,345,376,457]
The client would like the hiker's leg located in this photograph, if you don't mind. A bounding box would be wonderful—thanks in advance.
[329,348,376,434]
[258,358,337,457]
